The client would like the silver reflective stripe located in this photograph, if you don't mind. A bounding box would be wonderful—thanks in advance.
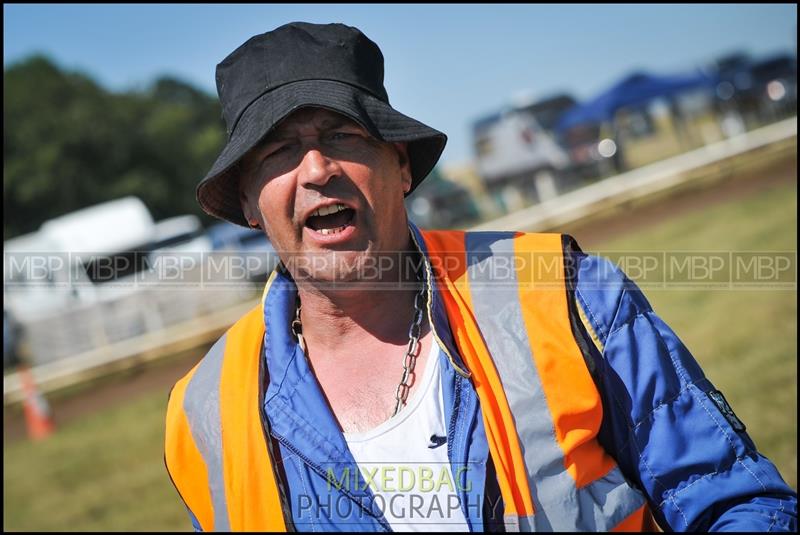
[183,334,231,531]
[505,514,536,532]
[465,232,645,531]
[578,466,646,529]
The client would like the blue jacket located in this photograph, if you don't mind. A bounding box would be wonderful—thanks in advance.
[190,225,796,531]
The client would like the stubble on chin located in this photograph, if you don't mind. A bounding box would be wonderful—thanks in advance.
[284,249,379,290]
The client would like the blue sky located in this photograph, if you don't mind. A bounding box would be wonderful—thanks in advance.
[4,4,797,165]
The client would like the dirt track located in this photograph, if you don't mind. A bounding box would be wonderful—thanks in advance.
[4,154,796,442]
[4,346,206,442]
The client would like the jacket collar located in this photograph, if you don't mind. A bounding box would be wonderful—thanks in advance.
[407,222,470,375]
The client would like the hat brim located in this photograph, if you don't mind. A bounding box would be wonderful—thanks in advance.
[197,79,447,226]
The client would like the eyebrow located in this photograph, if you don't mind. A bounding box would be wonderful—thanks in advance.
[266,115,355,143]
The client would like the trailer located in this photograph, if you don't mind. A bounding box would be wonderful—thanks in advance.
[472,94,576,212]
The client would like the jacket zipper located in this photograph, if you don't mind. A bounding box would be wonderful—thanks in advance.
[270,429,392,532]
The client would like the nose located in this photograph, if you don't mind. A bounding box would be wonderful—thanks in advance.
[297,146,339,188]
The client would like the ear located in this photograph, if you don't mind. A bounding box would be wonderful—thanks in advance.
[393,142,413,194]
[238,175,260,228]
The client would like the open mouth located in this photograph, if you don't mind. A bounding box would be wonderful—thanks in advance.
[304,203,356,235]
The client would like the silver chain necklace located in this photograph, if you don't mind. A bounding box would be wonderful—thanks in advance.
[291,281,427,417]
[393,285,427,416]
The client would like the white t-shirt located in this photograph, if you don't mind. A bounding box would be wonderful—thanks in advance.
[343,342,470,532]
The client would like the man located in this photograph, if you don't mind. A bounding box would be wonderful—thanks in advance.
[165,22,797,532]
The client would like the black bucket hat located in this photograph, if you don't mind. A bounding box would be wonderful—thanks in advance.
[197,21,447,226]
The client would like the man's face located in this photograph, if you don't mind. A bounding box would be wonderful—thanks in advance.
[239,107,413,285]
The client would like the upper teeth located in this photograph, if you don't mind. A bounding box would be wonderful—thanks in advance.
[311,203,347,217]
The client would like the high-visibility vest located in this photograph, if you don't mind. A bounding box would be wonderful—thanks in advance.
[165,230,653,531]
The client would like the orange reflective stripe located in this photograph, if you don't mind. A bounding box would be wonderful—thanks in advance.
[514,233,617,488]
[220,305,287,532]
[611,504,651,532]
[421,230,535,519]
[165,364,215,531]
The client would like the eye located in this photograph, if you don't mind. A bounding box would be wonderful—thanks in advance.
[263,143,291,160]
[330,131,357,140]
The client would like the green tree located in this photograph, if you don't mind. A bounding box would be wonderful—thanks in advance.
[3,55,226,240]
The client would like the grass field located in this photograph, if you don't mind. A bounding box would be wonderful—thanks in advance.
[3,168,797,531]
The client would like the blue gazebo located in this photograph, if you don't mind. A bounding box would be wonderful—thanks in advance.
[556,70,718,133]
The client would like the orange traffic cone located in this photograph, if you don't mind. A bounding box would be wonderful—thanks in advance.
[19,366,55,440]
